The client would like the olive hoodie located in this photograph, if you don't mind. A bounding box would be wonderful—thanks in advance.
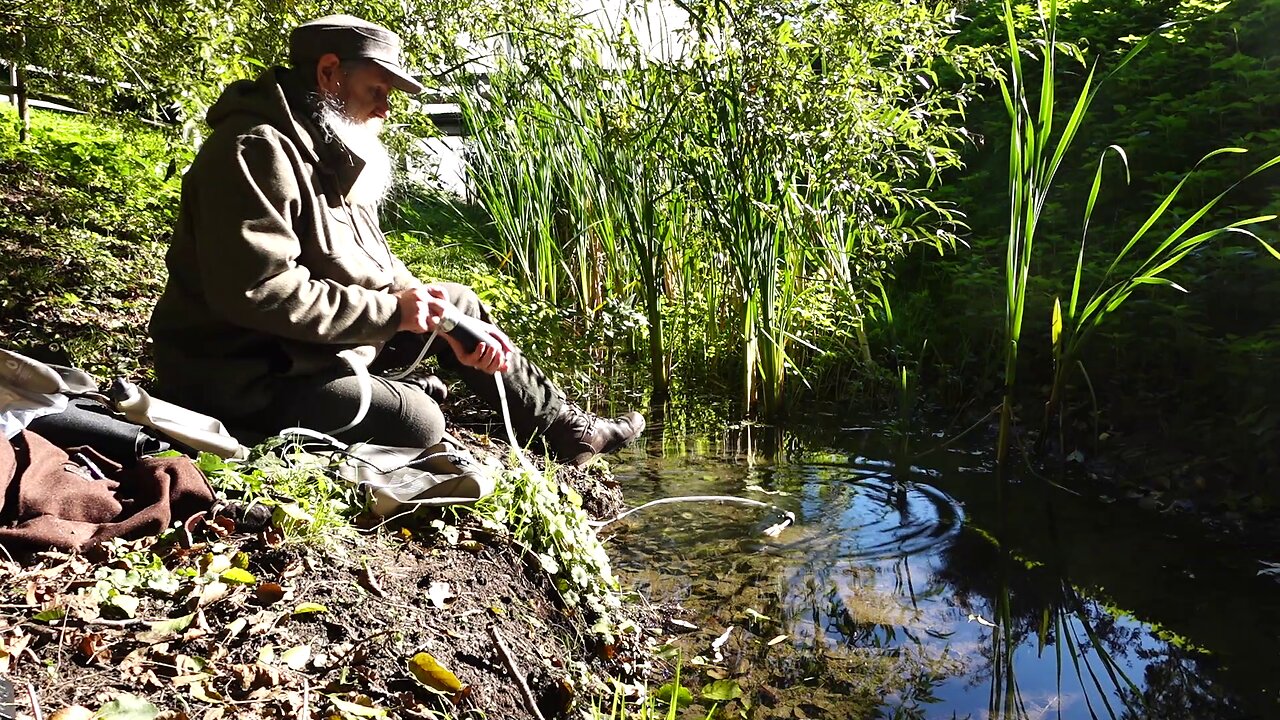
[149,67,419,418]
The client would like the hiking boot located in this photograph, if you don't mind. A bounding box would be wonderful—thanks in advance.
[403,373,449,403]
[544,404,645,467]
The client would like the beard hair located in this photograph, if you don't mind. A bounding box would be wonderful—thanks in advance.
[314,92,395,207]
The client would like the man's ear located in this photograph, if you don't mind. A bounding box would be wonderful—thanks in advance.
[315,53,343,94]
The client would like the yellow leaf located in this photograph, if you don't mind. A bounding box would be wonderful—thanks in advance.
[220,568,256,585]
[407,652,464,694]
[329,696,387,718]
[292,602,328,616]
[190,680,225,704]
[1051,297,1063,350]
[138,613,196,643]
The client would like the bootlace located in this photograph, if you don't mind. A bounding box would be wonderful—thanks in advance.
[560,404,600,441]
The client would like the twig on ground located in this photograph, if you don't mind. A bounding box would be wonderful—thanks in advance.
[302,678,311,720]
[332,627,401,669]
[488,624,546,720]
[25,681,43,720]
[85,617,149,628]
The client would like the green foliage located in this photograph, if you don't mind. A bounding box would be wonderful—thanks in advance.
[382,192,614,398]
[457,0,983,419]
[985,0,1280,478]
[473,464,624,626]
[887,0,1280,490]
[0,106,181,379]
[197,447,361,543]
[0,0,587,140]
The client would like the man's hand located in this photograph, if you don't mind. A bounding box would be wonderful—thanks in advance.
[395,284,451,333]
[444,320,515,374]
[394,285,516,374]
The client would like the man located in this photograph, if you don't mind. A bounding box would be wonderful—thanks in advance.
[148,15,643,465]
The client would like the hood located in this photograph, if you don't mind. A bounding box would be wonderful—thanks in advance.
[204,68,367,196]
[205,67,323,165]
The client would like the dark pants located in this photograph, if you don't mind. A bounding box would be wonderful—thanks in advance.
[233,283,565,447]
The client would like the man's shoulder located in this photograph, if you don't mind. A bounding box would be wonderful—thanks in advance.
[192,120,307,171]
[206,118,294,149]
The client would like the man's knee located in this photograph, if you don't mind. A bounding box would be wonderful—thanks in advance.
[442,282,485,320]
[346,378,446,448]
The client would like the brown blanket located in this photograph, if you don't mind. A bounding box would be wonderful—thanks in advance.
[0,430,214,553]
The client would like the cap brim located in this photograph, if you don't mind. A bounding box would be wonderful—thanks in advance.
[370,58,424,94]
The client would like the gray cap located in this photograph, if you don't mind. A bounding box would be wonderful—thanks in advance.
[289,14,424,95]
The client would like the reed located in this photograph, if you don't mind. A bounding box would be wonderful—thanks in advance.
[459,0,976,419]
[1045,146,1280,445]
[991,0,1280,466]
[992,0,1150,476]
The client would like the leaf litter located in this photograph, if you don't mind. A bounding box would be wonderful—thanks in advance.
[0,459,667,719]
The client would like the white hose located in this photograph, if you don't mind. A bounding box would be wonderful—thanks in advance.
[333,327,442,435]
[328,323,791,538]
[332,350,373,435]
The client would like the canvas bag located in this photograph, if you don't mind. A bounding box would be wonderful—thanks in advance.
[280,428,497,515]
[0,348,97,438]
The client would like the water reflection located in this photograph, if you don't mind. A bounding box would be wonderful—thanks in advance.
[607,414,1272,719]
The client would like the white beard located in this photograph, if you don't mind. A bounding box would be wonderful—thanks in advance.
[319,103,395,207]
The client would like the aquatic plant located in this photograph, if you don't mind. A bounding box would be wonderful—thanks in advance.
[991,0,1280,471]
[1044,146,1280,447]
[458,0,979,421]
[992,0,1147,476]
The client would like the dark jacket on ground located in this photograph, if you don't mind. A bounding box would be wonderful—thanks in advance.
[149,67,418,418]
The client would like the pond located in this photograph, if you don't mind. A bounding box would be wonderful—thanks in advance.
[604,407,1280,719]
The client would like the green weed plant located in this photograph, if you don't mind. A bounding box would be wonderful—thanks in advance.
[991,0,1280,473]
[456,0,982,420]
[196,448,361,544]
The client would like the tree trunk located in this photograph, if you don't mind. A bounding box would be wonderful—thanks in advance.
[14,31,30,143]
[16,64,29,143]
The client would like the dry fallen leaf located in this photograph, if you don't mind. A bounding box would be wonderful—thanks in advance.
[281,644,311,670]
[330,695,387,718]
[75,632,110,664]
[190,680,226,704]
[198,581,229,607]
[254,582,285,605]
[426,581,456,608]
[358,563,385,598]
[0,633,32,672]
[224,617,248,642]
[138,613,197,644]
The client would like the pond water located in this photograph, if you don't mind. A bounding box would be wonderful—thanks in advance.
[604,409,1280,719]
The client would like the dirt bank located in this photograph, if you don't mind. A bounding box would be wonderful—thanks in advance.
[0,440,668,720]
